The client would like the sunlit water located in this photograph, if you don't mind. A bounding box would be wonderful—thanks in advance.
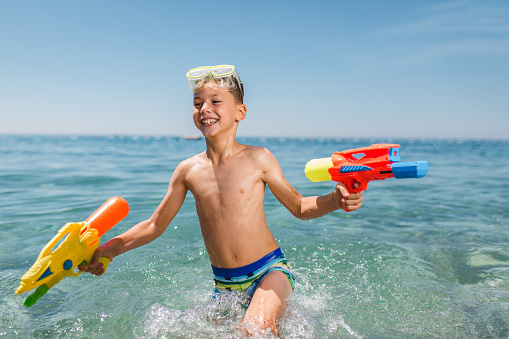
[1,135,508,338]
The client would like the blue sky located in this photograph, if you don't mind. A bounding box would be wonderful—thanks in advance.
[1,0,508,139]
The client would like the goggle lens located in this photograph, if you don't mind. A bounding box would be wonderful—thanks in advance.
[186,65,240,93]
[186,65,235,79]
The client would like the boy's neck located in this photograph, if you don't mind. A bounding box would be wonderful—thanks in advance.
[205,134,242,165]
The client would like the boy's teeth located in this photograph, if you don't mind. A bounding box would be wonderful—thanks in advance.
[202,119,217,125]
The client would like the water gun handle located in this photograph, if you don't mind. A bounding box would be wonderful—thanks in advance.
[80,256,111,271]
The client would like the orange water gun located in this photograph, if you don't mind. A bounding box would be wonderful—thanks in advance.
[15,197,129,307]
[305,144,429,193]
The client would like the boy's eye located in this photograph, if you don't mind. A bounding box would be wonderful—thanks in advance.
[212,100,221,104]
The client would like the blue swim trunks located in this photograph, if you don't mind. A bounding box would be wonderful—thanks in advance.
[212,248,295,298]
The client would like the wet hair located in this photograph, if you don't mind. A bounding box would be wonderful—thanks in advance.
[194,75,244,104]
[230,76,244,105]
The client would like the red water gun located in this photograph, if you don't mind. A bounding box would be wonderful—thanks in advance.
[305,144,429,193]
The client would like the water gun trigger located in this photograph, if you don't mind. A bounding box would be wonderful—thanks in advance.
[345,178,369,193]
[80,257,111,273]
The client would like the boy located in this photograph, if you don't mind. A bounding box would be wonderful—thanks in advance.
[80,65,363,336]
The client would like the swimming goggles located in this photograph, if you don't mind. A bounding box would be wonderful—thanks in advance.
[186,65,241,92]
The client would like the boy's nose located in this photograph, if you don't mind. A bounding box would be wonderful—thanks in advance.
[200,102,211,113]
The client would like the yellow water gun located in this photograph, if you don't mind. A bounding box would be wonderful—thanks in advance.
[15,197,129,308]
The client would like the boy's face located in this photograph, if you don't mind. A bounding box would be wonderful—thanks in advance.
[192,84,246,138]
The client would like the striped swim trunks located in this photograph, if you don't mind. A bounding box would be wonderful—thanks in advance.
[212,248,295,298]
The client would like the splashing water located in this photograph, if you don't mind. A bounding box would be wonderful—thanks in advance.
[139,287,360,338]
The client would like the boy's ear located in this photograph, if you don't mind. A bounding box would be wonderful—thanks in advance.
[235,104,247,122]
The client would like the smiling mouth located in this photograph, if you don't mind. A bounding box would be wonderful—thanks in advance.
[201,118,218,125]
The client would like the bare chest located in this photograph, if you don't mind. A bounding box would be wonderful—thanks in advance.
[186,161,264,209]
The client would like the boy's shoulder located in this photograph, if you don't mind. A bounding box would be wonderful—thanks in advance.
[238,144,275,162]
[171,152,207,185]
[241,144,268,154]
[239,145,281,172]
[179,151,207,168]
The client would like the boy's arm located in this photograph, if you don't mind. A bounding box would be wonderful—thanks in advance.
[259,148,363,220]
[79,161,189,275]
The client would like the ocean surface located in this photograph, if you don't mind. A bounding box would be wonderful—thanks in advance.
[1,134,508,338]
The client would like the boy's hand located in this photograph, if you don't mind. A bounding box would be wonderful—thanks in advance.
[78,244,112,276]
[335,182,364,211]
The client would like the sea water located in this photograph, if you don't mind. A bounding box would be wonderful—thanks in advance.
[0,135,508,338]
